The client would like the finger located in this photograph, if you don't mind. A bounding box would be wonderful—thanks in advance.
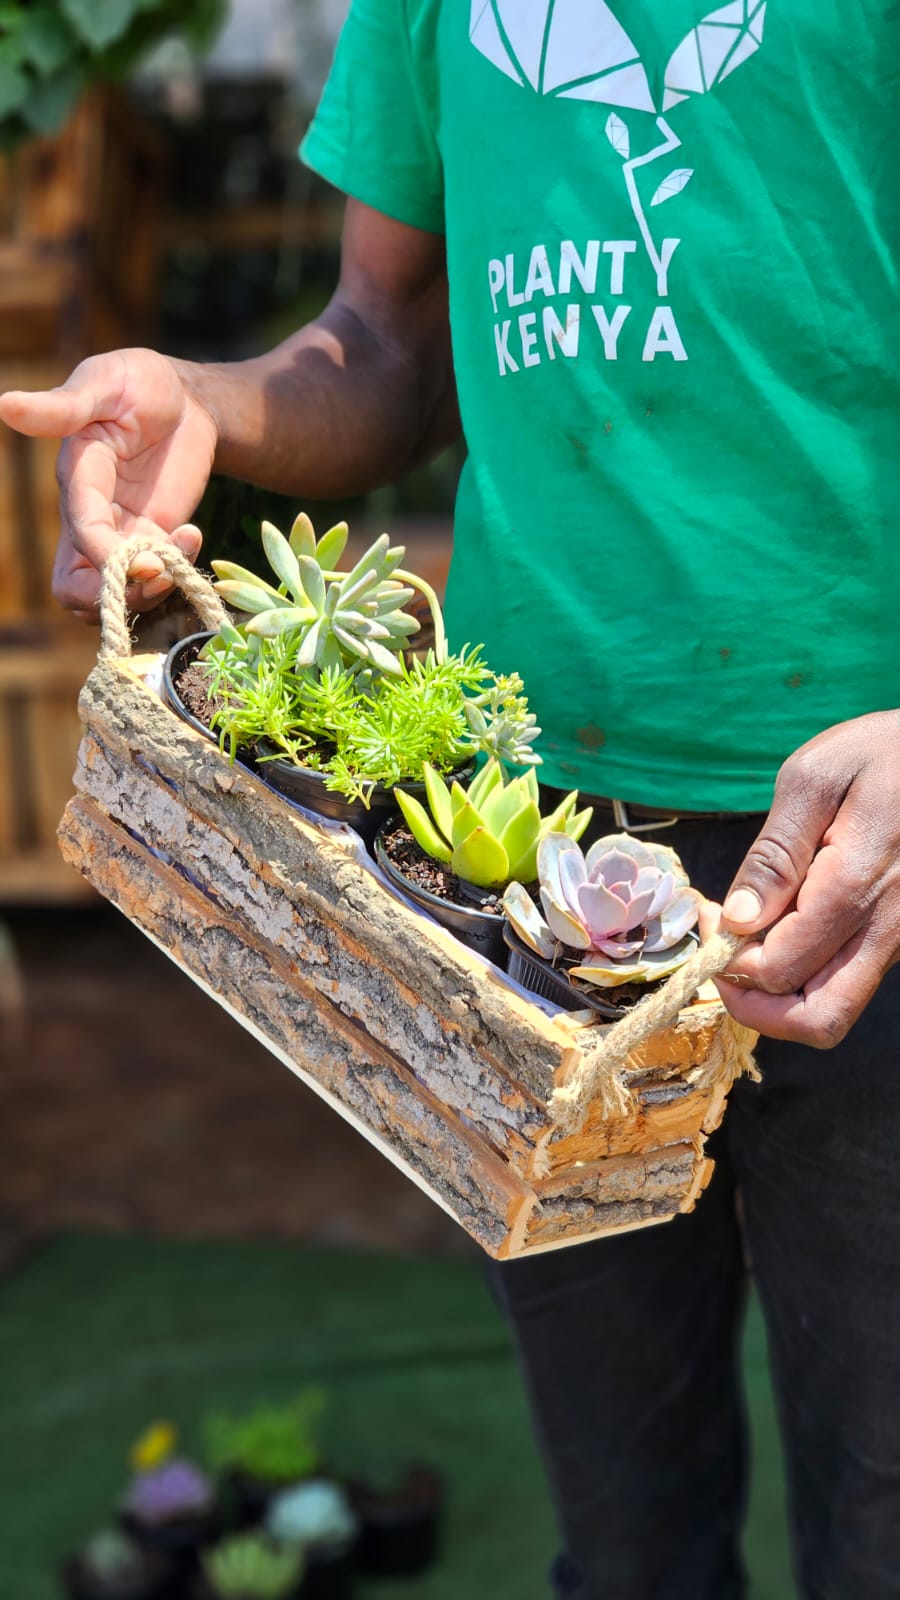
[697,897,723,943]
[0,353,127,439]
[714,925,888,1047]
[724,840,867,995]
[721,760,840,934]
[58,433,132,574]
[169,523,203,563]
[54,559,157,616]
[52,526,170,616]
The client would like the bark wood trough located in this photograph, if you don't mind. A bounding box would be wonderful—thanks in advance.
[57,654,755,1258]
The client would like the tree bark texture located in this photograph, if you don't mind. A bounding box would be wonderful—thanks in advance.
[57,655,754,1258]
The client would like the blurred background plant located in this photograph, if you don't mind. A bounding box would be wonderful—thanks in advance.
[0,0,225,148]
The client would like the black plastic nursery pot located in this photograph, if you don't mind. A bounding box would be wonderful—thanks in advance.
[162,633,222,746]
[61,1550,174,1600]
[120,1509,219,1580]
[224,1468,290,1530]
[298,1539,357,1600]
[255,749,419,850]
[162,633,254,777]
[349,1466,444,1578]
[374,826,507,967]
[502,925,628,1019]
[256,758,476,850]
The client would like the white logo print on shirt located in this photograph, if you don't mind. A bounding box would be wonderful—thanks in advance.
[470,2,767,372]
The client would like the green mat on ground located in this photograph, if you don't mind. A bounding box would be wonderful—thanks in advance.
[0,1236,792,1598]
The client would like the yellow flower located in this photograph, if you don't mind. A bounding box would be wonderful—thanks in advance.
[130,1421,177,1474]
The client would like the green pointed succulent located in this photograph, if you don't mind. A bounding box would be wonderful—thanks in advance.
[395,758,592,890]
[211,514,438,679]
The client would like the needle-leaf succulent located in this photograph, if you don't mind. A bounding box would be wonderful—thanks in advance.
[504,832,700,986]
[204,1390,324,1484]
[395,759,591,889]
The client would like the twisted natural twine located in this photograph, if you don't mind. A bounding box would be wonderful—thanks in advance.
[99,533,228,659]
[549,930,756,1130]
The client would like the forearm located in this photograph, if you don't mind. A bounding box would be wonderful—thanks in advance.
[175,294,460,500]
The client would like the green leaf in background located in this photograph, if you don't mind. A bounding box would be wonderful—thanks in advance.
[0,59,28,118]
[178,0,227,50]
[61,0,143,53]
[21,66,83,135]
[20,8,79,77]
[0,15,26,68]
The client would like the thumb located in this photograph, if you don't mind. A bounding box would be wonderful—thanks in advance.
[722,767,835,933]
[0,355,126,439]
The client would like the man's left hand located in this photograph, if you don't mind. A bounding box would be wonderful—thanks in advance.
[713,711,900,1047]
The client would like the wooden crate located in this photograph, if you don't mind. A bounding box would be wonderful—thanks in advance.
[56,652,757,1257]
[0,624,99,900]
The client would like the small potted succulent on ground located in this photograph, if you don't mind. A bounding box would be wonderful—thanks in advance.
[120,1423,217,1583]
[503,832,701,1015]
[62,1527,171,1600]
[348,1464,445,1579]
[204,1391,325,1529]
[375,758,591,963]
[200,1533,303,1600]
[164,514,539,846]
[265,1481,359,1600]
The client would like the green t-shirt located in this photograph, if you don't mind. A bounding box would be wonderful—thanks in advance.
[301,1,900,810]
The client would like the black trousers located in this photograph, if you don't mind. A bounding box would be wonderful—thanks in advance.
[490,814,900,1600]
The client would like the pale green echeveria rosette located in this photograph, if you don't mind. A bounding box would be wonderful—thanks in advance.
[395,758,592,891]
[503,831,700,988]
[210,513,424,679]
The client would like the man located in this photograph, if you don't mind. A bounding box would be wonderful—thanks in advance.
[2,4,898,1594]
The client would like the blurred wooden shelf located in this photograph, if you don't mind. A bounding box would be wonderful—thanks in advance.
[0,846,95,903]
[0,624,100,903]
[0,88,167,899]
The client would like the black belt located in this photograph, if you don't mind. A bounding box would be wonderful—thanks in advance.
[584,796,765,833]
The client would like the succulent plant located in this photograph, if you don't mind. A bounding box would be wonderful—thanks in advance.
[79,1529,146,1583]
[266,1480,358,1551]
[211,515,432,678]
[122,1458,215,1526]
[202,1534,303,1600]
[204,1390,325,1485]
[504,832,700,987]
[461,672,542,768]
[395,759,591,890]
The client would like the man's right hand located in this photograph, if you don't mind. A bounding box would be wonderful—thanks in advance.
[0,347,217,622]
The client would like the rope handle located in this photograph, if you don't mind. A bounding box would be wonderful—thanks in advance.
[99,533,228,659]
[549,930,753,1130]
